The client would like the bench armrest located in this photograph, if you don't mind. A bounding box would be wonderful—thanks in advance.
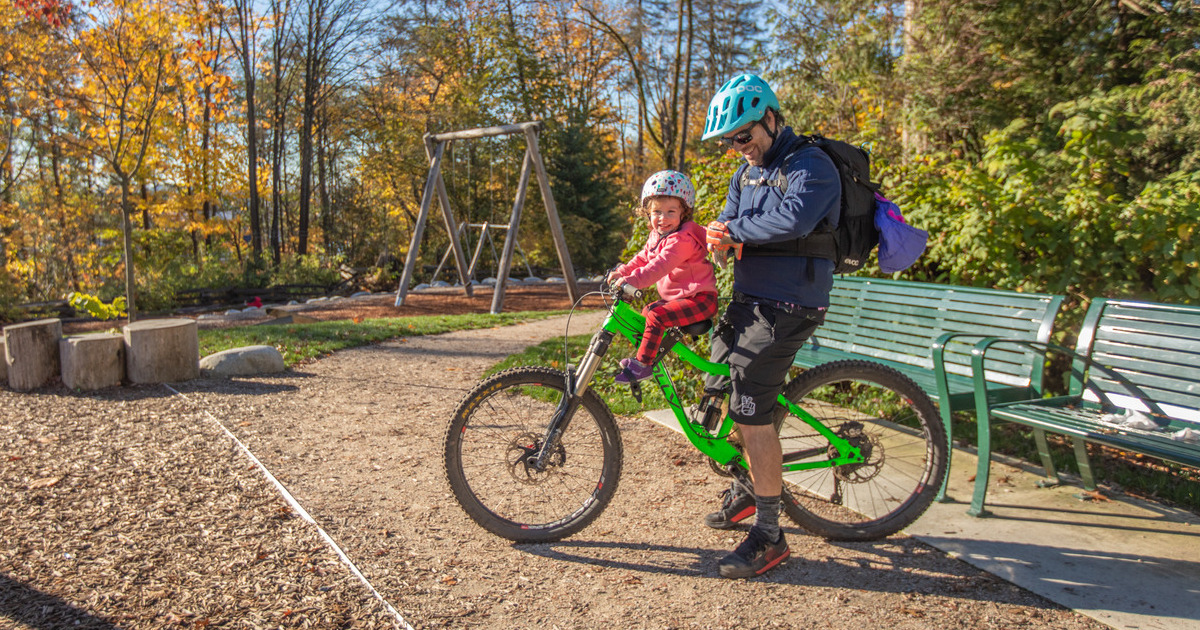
[931,332,994,406]
[969,337,1167,418]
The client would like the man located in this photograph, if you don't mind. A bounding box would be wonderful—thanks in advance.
[700,73,841,578]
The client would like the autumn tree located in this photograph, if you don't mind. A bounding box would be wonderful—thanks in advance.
[59,0,178,320]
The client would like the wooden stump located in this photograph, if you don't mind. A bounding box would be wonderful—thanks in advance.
[4,319,63,391]
[123,319,199,384]
[0,337,6,383]
[60,333,125,391]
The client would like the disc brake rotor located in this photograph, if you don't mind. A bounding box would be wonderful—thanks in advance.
[506,432,566,485]
[830,422,884,483]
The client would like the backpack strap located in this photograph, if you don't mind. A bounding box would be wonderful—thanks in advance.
[738,138,837,260]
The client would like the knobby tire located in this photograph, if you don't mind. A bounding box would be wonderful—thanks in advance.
[776,360,947,541]
[443,366,623,543]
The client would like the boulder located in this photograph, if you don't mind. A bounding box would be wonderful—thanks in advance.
[60,333,125,390]
[4,319,62,391]
[200,345,286,377]
[124,318,199,384]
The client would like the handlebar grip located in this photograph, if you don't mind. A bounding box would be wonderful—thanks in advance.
[622,283,643,300]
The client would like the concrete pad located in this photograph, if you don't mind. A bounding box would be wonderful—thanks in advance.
[909,446,1200,630]
[642,408,1200,630]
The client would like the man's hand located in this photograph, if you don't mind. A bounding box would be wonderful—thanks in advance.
[706,221,743,261]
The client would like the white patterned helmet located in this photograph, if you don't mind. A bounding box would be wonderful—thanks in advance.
[640,170,695,210]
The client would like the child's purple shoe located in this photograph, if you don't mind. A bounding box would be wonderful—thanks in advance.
[615,358,653,383]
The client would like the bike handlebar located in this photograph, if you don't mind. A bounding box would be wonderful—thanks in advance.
[603,277,643,301]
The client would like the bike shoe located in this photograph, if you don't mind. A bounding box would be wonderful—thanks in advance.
[614,358,653,383]
[718,526,790,579]
[704,486,756,529]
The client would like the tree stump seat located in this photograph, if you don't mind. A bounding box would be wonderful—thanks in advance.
[60,333,126,391]
[124,319,199,384]
[4,319,63,391]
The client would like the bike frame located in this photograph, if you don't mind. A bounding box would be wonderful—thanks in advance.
[542,297,863,473]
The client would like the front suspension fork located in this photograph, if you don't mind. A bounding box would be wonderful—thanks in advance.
[533,329,615,469]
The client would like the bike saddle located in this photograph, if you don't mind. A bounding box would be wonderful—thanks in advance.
[679,319,713,338]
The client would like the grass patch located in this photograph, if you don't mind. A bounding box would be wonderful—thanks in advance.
[197,311,565,367]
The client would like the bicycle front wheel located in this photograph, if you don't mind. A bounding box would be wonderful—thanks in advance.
[776,360,947,541]
[443,366,623,543]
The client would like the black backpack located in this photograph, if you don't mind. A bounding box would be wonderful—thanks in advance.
[740,134,882,274]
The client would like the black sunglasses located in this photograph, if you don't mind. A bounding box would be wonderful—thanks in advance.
[719,120,763,146]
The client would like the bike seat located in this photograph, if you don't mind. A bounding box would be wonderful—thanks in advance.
[679,319,713,338]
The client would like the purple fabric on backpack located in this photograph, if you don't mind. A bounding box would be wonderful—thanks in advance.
[874,193,928,273]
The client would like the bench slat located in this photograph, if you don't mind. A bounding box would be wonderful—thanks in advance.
[992,405,1200,460]
[970,297,1200,516]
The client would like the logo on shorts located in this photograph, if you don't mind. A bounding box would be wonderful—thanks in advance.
[739,395,756,417]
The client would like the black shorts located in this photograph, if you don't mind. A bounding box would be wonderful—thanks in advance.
[705,299,823,426]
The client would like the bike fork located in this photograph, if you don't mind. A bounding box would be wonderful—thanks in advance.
[533,329,614,469]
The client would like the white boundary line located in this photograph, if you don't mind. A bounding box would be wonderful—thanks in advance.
[163,384,414,630]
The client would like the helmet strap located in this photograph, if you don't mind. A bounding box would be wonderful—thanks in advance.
[762,109,779,141]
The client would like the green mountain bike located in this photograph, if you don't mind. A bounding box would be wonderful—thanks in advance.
[443,285,947,544]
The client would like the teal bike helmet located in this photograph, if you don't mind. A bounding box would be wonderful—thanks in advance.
[702,74,780,141]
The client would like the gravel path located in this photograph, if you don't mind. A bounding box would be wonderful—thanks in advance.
[1,313,1110,629]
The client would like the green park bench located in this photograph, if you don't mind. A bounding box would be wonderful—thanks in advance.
[966,298,1200,516]
[791,276,1066,500]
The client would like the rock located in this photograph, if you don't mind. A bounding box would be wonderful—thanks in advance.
[350,291,372,298]
[200,345,286,377]
[431,280,451,287]
[524,276,543,283]
[482,277,498,286]
[413,283,431,291]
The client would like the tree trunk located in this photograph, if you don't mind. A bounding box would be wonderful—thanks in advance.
[318,118,331,252]
[119,179,138,322]
[677,0,693,172]
[246,72,262,261]
[901,0,928,156]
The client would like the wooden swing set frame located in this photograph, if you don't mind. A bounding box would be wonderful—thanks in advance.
[394,121,581,313]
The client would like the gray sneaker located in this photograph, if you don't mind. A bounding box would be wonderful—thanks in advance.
[704,485,755,529]
[718,526,790,578]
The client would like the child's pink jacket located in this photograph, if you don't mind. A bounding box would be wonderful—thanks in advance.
[615,221,718,301]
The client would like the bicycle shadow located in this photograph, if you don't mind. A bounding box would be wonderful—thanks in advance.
[516,525,974,585]
[514,528,1012,603]
[0,573,121,629]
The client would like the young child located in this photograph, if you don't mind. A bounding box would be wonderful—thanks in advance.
[607,170,719,383]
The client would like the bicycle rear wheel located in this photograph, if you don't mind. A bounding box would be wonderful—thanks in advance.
[443,366,623,543]
[776,360,946,541]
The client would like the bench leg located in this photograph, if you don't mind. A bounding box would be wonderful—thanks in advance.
[967,420,993,518]
[1032,428,1062,488]
[935,402,954,503]
[1073,437,1097,491]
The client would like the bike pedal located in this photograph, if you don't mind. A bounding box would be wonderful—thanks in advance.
[629,381,643,403]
